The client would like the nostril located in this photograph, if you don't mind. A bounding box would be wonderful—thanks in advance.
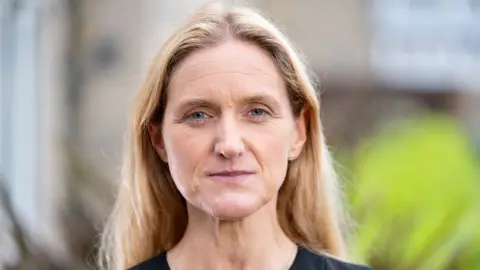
[215,140,245,159]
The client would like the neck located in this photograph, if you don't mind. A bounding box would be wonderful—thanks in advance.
[167,199,297,270]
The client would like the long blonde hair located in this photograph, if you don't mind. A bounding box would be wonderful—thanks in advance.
[98,3,346,269]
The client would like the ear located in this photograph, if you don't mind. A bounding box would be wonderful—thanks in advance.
[148,123,168,163]
[289,108,308,161]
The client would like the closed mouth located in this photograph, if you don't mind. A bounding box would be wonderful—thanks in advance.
[208,170,255,177]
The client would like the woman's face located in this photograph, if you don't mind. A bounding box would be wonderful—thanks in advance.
[150,40,306,220]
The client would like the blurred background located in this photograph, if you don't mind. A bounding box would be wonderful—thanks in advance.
[1,0,479,269]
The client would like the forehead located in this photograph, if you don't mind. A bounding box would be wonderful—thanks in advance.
[167,40,287,102]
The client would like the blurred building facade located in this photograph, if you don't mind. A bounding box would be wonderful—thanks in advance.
[1,0,479,268]
[1,0,69,260]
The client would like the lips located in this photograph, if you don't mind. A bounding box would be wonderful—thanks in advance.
[207,170,254,182]
[209,170,253,176]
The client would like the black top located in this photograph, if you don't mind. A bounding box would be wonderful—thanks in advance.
[129,247,372,270]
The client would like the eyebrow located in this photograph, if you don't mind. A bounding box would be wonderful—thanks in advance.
[175,99,219,114]
[241,94,281,109]
[175,93,282,113]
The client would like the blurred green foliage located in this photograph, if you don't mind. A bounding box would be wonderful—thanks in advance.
[341,114,480,270]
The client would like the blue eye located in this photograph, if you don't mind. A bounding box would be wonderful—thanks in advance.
[249,108,266,117]
[189,111,207,120]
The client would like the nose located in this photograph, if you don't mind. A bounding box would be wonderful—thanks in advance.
[214,116,245,159]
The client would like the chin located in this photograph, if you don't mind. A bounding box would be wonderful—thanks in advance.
[208,193,265,220]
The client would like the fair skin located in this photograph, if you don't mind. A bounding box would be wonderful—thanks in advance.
[149,39,307,269]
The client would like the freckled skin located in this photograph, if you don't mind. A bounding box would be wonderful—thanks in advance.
[153,40,305,220]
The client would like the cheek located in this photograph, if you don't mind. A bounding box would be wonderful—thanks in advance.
[262,141,290,190]
[246,121,293,189]
[163,126,211,196]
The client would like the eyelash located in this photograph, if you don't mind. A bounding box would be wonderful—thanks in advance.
[184,111,211,123]
[247,108,269,119]
[184,107,271,124]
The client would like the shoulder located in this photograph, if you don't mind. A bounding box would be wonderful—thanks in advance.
[293,247,372,270]
[128,252,168,270]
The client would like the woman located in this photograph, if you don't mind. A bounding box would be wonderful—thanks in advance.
[98,2,371,270]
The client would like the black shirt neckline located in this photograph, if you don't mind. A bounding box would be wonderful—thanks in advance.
[129,246,372,270]
[139,246,324,269]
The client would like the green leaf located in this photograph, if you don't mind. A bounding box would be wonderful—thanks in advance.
[346,114,480,270]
